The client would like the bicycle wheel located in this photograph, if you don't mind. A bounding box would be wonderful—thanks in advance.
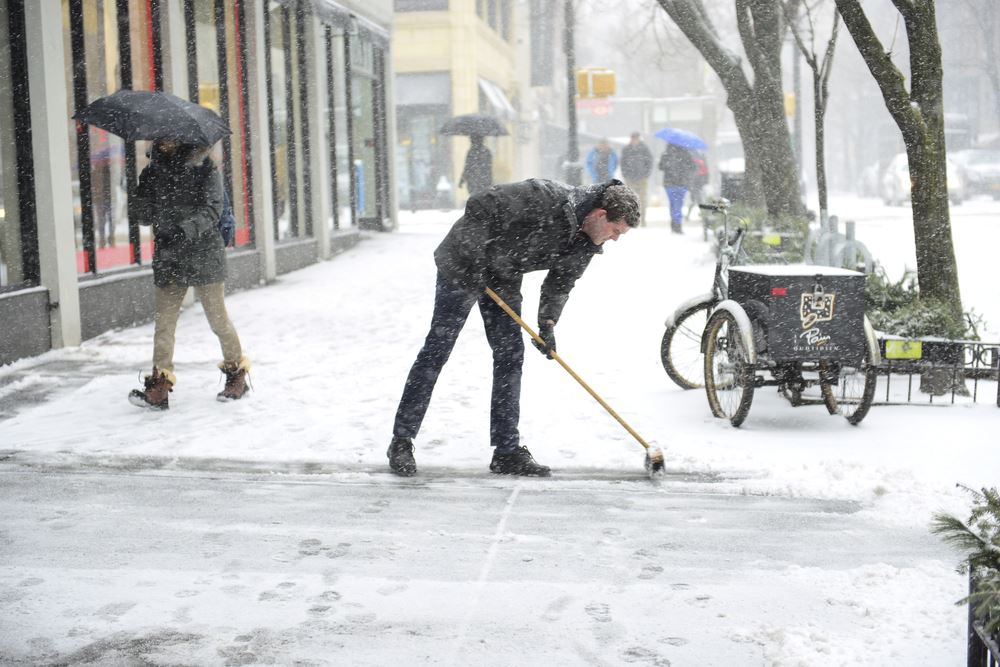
[820,337,878,425]
[703,310,754,426]
[661,301,711,390]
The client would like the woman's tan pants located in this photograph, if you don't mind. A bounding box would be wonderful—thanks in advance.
[152,283,242,376]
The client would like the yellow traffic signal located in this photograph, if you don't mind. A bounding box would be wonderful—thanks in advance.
[576,68,616,98]
[784,92,796,116]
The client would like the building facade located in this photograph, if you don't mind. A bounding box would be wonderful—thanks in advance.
[393,0,520,210]
[393,0,584,209]
[0,0,395,366]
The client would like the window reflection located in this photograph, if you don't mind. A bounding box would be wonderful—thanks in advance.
[330,30,352,229]
[0,95,15,287]
[62,0,152,274]
[352,36,377,224]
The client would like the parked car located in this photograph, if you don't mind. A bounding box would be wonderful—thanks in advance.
[951,149,1000,199]
[880,152,964,206]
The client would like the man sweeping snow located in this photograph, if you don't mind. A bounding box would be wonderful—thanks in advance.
[388,178,640,477]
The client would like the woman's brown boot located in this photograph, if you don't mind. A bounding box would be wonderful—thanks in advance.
[217,357,251,401]
[128,368,175,410]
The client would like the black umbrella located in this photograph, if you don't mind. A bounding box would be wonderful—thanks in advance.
[73,89,230,146]
[439,113,508,136]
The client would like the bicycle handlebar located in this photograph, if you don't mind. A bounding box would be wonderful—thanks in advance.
[699,197,731,213]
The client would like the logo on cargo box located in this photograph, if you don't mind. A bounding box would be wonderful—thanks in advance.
[800,292,836,329]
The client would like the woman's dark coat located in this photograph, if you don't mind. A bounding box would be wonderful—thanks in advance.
[658,143,697,187]
[460,143,493,195]
[434,178,619,323]
[135,150,225,288]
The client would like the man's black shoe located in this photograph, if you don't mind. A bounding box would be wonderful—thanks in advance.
[490,446,551,477]
[387,437,417,476]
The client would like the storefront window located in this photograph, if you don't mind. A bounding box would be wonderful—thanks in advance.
[268,1,307,240]
[63,0,153,275]
[351,36,377,224]
[194,0,219,108]
[328,29,352,229]
[187,0,252,249]
[0,0,33,289]
[225,1,252,247]
[0,95,16,288]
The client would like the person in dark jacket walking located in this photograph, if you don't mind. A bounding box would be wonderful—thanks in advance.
[127,140,249,410]
[658,143,697,233]
[620,132,654,226]
[459,134,493,196]
[388,178,640,477]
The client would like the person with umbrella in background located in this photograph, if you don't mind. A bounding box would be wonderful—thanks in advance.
[459,135,493,196]
[658,142,697,234]
[74,89,248,410]
[655,127,706,234]
[440,113,506,199]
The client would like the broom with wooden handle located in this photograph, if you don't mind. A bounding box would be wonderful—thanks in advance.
[485,288,665,477]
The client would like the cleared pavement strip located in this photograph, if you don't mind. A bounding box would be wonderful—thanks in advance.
[0,456,953,664]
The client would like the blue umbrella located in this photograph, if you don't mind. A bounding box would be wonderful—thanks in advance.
[655,127,707,150]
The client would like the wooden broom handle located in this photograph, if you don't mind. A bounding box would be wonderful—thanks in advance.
[484,287,652,451]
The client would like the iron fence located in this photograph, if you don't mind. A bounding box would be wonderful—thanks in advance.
[874,337,1000,408]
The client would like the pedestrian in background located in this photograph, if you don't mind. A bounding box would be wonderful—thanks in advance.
[619,132,653,226]
[685,151,709,221]
[459,135,493,196]
[387,178,640,478]
[128,139,249,410]
[585,138,618,184]
[659,143,697,234]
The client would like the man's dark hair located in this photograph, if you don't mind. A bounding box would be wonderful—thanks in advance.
[602,184,641,227]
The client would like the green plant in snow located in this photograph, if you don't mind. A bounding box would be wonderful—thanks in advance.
[864,266,981,340]
[931,485,1000,640]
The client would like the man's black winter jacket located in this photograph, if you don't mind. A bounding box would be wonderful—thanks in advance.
[434,178,620,323]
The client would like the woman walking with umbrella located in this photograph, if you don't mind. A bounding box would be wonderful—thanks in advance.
[459,135,493,196]
[441,113,506,197]
[74,90,249,409]
[127,139,250,409]
[655,128,705,234]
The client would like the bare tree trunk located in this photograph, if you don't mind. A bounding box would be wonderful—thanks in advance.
[835,0,962,316]
[657,0,804,217]
[814,75,827,215]
[837,0,964,395]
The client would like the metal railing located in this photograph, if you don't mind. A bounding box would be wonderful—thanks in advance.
[874,337,1000,408]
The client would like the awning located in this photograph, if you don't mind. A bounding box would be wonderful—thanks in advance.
[309,0,350,28]
[478,78,516,121]
[308,1,391,48]
[354,14,391,48]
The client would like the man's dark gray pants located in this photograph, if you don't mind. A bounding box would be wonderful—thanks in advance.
[393,271,524,453]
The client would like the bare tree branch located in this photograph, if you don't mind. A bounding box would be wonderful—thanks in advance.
[834,0,921,144]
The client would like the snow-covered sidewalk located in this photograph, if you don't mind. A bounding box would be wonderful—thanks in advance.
[1,196,997,664]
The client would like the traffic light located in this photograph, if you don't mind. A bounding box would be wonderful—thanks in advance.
[576,68,616,98]
[784,92,796,117]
